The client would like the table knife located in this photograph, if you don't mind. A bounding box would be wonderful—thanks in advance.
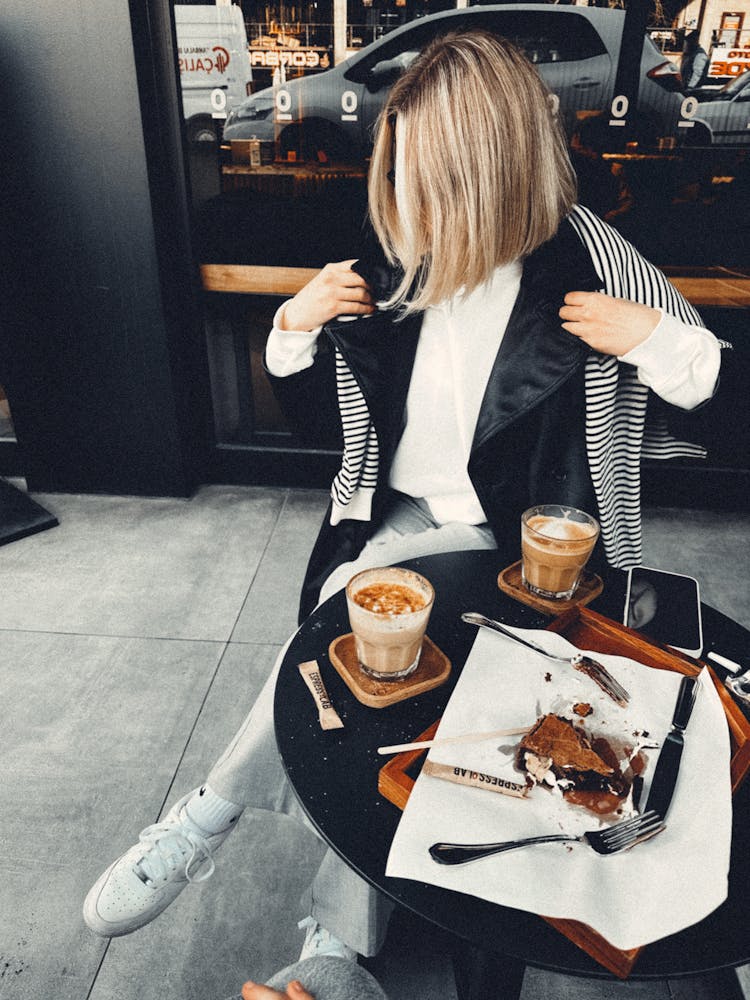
[645,675,699,820]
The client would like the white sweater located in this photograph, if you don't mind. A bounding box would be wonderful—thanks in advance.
[266,270,720,526]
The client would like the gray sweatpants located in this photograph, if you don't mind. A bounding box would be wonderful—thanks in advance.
[207,497,496,955]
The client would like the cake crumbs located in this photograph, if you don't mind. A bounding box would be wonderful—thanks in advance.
[573,702,593,717]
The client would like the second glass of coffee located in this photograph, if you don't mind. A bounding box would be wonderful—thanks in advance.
[345,566,434,681]
[521,505,599,600]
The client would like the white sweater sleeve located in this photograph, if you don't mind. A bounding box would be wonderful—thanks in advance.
[265,300,321,378]
[618,310,721,410]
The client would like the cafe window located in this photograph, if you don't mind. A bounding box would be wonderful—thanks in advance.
[176,0,749,483]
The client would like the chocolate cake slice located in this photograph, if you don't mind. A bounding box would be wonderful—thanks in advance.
[516,714,629,802]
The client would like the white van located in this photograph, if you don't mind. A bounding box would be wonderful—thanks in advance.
[175,4,253,144]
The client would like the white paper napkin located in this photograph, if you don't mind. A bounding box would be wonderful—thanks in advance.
[386,628,732,950]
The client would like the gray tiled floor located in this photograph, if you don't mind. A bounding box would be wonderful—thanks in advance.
[1,483,748,1000]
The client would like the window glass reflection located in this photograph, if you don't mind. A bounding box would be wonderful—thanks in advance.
[177,1,750,269]
[174,1,749,445]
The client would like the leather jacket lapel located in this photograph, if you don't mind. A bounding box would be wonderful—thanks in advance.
[471,285,589,451]
[472,217,603,453]
[327,215,604,463]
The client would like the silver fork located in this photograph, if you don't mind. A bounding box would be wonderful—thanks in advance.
[461,612,630,707]
[429,809,665,865]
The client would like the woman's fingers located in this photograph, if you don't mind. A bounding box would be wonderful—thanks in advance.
[241,981,286,1000]
[321,261,373,297]
[287,981,316,1000]
[329,259,369,285]
[559,291,660,356]
[561,289,591,309]
[281,260,376,331]
[241,980,315,1000]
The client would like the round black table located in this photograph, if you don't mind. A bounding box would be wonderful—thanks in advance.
[274,551,750,999]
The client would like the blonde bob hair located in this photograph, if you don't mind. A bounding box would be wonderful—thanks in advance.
[368,30,577,313]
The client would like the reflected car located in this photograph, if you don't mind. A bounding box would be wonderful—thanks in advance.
[224,4,685,159]
[687,71,750,145]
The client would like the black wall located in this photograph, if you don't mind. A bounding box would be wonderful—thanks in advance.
[0,0,209,495]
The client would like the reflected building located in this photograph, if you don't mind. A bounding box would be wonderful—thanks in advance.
[234,0,454,86]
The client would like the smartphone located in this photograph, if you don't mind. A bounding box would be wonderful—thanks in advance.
[623,566,703,657]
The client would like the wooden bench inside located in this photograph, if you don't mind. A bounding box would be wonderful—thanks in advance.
[200,263,750,308]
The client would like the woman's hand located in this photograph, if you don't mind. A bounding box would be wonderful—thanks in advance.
[559,291,660,356]
[281,260,376,332]
[242,978,315,1000]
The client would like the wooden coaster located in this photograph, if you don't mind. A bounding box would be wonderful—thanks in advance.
[497,560,603,616]
[328,633,451,708]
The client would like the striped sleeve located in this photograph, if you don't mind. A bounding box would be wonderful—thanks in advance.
[330,349,380,521]
[568,205,712,568]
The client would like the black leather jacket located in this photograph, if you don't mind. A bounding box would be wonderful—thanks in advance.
[269,217,613,621]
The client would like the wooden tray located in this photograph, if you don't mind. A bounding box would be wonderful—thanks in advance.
[497,559,603,615]
[378,605,750,979]
[329,633,451,708]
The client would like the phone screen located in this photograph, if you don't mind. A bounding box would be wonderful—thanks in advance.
[625,566,702,655]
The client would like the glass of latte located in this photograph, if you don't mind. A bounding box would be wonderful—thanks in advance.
[345,567,435,681]
[521,505,599,600]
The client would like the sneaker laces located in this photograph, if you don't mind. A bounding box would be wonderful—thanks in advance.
[297,916,348,957]
[298,916,325,953]
[134,821,217,886]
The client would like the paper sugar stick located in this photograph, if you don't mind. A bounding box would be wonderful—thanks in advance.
[299,660,344,730]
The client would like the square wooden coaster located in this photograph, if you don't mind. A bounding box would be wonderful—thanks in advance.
[328,633,451,708]
[497,560,603,616]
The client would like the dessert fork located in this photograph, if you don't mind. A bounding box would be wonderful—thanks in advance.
[461,612,630,707]
[429,809,665,864]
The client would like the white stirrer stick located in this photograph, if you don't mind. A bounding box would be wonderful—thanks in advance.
[377,726,530,756]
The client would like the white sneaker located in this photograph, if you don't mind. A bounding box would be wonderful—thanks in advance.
[298,916,358,962]
[83,789,236,937]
